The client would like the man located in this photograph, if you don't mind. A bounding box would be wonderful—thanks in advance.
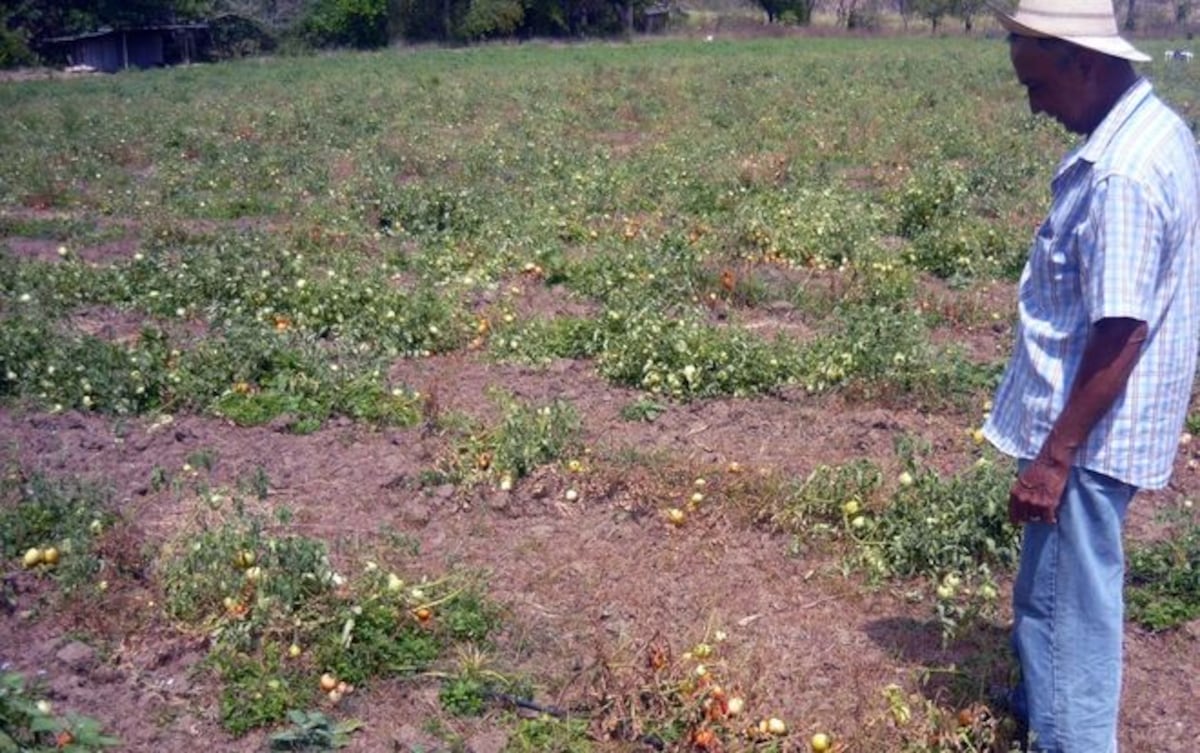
[983,1,1200,751]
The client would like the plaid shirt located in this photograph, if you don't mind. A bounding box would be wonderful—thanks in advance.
[984,79,1200,490]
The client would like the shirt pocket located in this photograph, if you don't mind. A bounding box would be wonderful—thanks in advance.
[1025,217,1082,312]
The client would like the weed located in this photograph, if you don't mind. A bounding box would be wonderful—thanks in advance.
[506,715,592,753]
[186,448,218,472]
[1126,500,1200,631]
[149,465,170,492]
[268,709,364,750]
[237,465,272,500]
[619,397,668,423]
[439,675,490,716]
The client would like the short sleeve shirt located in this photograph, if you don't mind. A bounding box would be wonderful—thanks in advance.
[983,79,1200,490]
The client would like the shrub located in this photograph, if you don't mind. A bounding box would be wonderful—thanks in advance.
[300,0,391,49]
[0,24,37,69]
[458,0,526,40]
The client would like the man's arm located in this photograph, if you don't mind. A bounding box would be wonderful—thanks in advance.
[1009,316,1147,525]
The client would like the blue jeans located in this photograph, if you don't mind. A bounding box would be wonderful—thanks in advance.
[1011,461,1136,753]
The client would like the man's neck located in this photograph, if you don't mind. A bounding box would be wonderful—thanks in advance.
[1084,71,1140,136]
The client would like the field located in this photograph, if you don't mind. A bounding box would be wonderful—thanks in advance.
[2,35,1199,752]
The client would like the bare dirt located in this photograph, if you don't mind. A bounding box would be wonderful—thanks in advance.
[2,271,1198,752]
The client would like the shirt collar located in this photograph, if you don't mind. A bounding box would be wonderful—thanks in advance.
[1057,78,1153,177]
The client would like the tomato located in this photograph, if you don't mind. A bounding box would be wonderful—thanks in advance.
[22,547,43,568]
[691,728,718,750]
[726,697,745,716]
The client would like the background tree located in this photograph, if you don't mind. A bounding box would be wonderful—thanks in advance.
[951,0,983,31]
[836,0,884,28]
[458,0,523,39]
[1175,0,1193,29]
[756,0,816,25]
[299,0,390,47]
[911,0,953,31]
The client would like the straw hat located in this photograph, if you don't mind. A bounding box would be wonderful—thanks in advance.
[993,0,1151,62]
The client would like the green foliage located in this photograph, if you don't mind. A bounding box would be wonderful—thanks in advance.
[438,675,489,716]
[753,439,1017,645]
[489,395,581,480]
[159,512,331,634]
[619,397,668,422]
[858,439,1018,581]
[0,23,37,69]
[735,183,883,268]
[269,710,364,750]
[1,39,1041,422]
[856,440,1017,644]
[0,470,113,590]
[765,459,884,535]
[800,300,1000,406]
[435,394,582,486]
[905,216,1027,282]
[892,164,1030,282]
[505,715,593,753]
[0,471,108,560]
[755,0,816,25]
[299,0,391,48]
[893,164,970,241]
[158,497,505,734]
[1126,502,1200,631]
[311,594,440,685]
[212,646,308,737]
[0,305,422,431]
[0,671,118,751]
[0,316,170,416]
[459,0,526,40]
[595,306,801,399]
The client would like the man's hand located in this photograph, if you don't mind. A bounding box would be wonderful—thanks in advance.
[1008,317,1147,526]
[1010,458,1070,525]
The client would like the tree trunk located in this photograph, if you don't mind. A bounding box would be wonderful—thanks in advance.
[1124,0,1137,30]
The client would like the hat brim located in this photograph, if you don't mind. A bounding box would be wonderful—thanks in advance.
[992,7,1152,62]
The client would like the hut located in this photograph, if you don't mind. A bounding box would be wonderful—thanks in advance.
[640,3,674,33]
[45,24,210,73]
